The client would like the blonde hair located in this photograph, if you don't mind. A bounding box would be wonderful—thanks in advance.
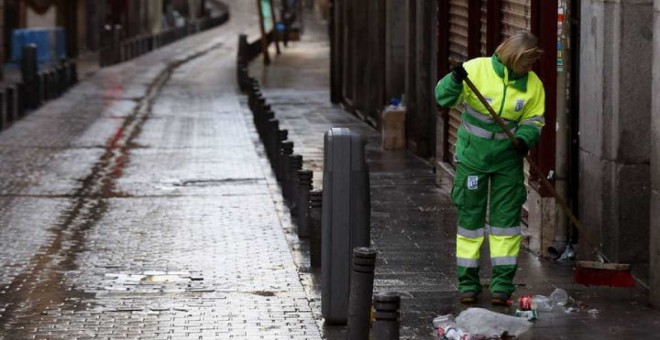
[495,31,543,75]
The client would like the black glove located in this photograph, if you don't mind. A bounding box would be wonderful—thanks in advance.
[512,138,529,156]
[451,63,468,83]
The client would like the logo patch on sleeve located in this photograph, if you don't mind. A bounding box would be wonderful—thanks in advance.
[467,176,479,190]
[514,99,525,112]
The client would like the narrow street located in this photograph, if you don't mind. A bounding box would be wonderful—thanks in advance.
[0,2,319,339]
[1,1,660,339]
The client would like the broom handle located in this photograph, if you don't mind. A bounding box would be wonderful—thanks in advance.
[463,77,609,262]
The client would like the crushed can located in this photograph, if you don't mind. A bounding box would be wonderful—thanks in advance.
[516,308,538,321]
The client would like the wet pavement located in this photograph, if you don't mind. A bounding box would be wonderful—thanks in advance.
[0,1,659,339]
[247,6,660,340]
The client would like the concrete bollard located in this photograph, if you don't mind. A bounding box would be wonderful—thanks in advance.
[297,170,313,238]
[373,293,400,340]
[347,247,378,340]
[278,141,294,183]
[309,190,323,267]
[286,154,303,207]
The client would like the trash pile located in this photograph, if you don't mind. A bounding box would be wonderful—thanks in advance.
[433,288,598,339]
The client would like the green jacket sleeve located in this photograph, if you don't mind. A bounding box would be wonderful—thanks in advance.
[435,73,464,108]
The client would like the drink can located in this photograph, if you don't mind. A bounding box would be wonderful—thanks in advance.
[519,295,533,310]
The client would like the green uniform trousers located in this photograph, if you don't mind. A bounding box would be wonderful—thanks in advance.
[452,161,525,295]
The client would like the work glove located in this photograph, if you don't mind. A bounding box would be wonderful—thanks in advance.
[451,63,468,83]
[512,137,529,156]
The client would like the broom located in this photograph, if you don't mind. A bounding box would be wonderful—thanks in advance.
[461,76,635,287]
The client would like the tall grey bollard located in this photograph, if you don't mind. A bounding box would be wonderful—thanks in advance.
[309,190,323,267]
[373,292,400,340]
[347,247,377,340]
[297,170,313,238]
[321,128,371,324]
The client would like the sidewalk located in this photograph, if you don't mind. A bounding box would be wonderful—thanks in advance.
[247,8,660,340]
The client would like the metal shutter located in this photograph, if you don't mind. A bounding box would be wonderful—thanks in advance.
[501,0,532,38]
[480,0,488,56]
[447,0,469,164]
[502,0,533,219]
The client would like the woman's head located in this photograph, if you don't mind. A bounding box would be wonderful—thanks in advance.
[495,31,543,75]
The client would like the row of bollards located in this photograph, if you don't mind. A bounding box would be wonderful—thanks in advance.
[0,44,79,132]
[100,12,230,67]
[236,36,399,339]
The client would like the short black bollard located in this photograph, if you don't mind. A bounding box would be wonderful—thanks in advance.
[16,82,25,118]
[347,247,378,340]
[264,119,279,161]
[286,154,303,207]
[0,92,5,130]
[297,170,313,238]
[373,292,400,340]
[274,129,288,167]
[71,62,78,84]
[37,72,45,105]
[278,141,294,183]
[6,86,16,123]
[309,190,323,267]
[21,44,38,110]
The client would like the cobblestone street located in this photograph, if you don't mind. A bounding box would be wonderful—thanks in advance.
[0,2,320,339]
[1,1,660,339]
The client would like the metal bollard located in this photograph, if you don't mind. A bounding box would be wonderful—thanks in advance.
[273,129,288,172]
[37,72,45,105]
[309,190,323,267]
[21,45,38,110]
[257,106,273,140]
[286,154,303,206]
[321,128,371,324]
[0,92,4,130]
[264,119,279,162]
[6,86,16,124]
[17,82,25,118]
[279,141,294,183]
[347,247,378,340]
[373,292,400,340]
[297,170,313,238]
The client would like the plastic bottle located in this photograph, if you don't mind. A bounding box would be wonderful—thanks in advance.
[531,295,554,312]
[550,288,569,306]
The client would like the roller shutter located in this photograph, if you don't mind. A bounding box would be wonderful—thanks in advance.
[480,0,488,56]
[501,0,532,38]
[447,0,469,164]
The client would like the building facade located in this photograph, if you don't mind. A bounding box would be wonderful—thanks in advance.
[329,0,660,304]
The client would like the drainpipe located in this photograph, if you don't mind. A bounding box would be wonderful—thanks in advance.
[548,0,569,259]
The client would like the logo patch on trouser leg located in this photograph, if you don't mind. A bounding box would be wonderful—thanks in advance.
[467,176,478,190]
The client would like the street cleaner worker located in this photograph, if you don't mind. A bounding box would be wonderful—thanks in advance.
[434,31,545,305]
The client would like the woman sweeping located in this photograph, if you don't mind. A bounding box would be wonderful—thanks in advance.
[435,31,546,305]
